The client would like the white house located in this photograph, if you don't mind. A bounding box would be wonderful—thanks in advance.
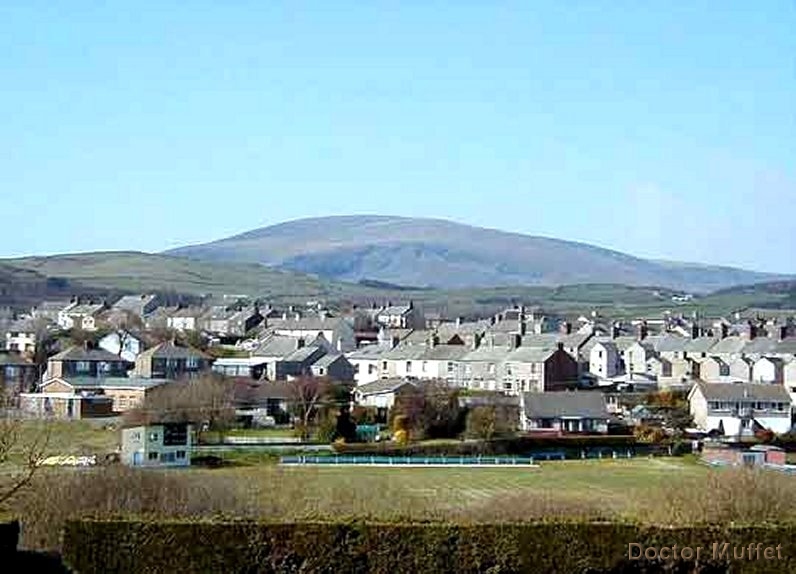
[688,382,792,437]
[121,423,192,467]
[167,307,204,332]
[752,357,785,385]
[346,345,389,385]
[4,320,37,353]
[267,315,356,352]
[57,302,105,331]
[589,340,621,379]
[98,331,144,362]
[625,341,654,375]
[519,391,610,433]
[353,378,417,410]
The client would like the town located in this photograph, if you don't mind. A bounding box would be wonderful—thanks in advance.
[3,293,796,471]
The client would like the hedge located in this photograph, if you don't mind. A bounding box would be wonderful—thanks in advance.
[62,520,796,573]
[332,435,648,457]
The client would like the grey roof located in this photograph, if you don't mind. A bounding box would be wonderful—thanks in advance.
[52,376,169,390]
[421,344,471,361]
[693,381,790,402]
[612,336,638,352]
[651,334,690,353]
[518,334,560,349]
[0,351,34,366]
[383,344,429,361]
[506,347,557,364]
[49,346,126,362]
[137,342,207,361]
[684,337,719,353]
[380,305,412,316]
[112,294,157,313]
[171,306,205,318]
[253,335,303,358]
[312,353,346,368]
[346,345,390,360]
[710,336,748,355]
[461,345,511,363]
[269,316,345,332]
[64,303,104,316]
[356,378,416,396]
[522,392,609,419]
[283,345,324,363]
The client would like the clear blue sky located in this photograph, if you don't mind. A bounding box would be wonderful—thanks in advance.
[1,1,794,272]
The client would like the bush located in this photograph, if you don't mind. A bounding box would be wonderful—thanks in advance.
[62,520,796,574]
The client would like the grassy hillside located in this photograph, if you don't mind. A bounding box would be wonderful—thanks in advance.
[2,252,378,303]
[2,252,793,319]
[166,215,789,292]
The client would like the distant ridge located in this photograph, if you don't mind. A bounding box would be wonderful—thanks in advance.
[165,215,790,292]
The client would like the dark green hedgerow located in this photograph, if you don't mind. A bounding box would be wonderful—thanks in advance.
[62,520,796,574]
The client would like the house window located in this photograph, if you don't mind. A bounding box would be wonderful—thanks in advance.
[76,361,91,373]
[406,361,412,373]
[148,452,159,461]
[530,363,537,374]
[422,361,428,373]
[318,368,325,375]
[186,357,199,369]
[162,452,176,463]
[447,362,454,374]
[382,361,388,370]
[488,363,496,375]
[149,432,159,442]
[368,365,375,375]
[598,351,603,358]
[503,382,512,391]
[176,451,186,459]
[506,365,513,376]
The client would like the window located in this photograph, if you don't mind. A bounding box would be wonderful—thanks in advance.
[447,362,454,373]
[149,432,159,442]
[186,357,199,369]
[162,452,176,463]
[530,363,537,374]
[148,452,159,461]
[405,361,412,373]
[488,363,496,375]
[598,351,603,359]
[368,365,375,375]
[422,361,428,373]
[382,361,388,370]
[503,382,512,391]
[176,451,186,459]
[318,367,325,375]
[76,361,91,373]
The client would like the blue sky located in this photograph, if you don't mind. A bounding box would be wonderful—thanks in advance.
[1,1,794,272]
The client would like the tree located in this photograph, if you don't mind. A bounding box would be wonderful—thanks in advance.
[391,381,463,440]
[104,310,144,357]
[465,405,518,442]
[124,374,237,437]
[0,392,50,506]
[286,376,331,441]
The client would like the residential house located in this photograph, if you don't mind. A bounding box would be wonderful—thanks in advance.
[121,423,192,467]
[46,346,131,379]
[416,344,470,384]
[30,300,71,322]
[378,344,429,379]
[375,302,425,330]
[231,380,292,426]
[589,340,622,379]
[34,376,168,413]
[693,356,731,382]
[98,330,145,362]
[752,357,785,385]
[346,345,390,385]
[212,357,271,380]
[19,384,114,420]
[309,353,355,382]
[454,344,510,391]
[133,342,212,379]
[645,356,672,379]
[0,351,38,399]
[519,391,611,434]
[688,382,792,437]
[625,341,655,375]
[167,307,205,332]
[112,294,160,318]
[267,314,356,352]
[502,344,579,394]
[727,357,753,382]
[57,302,106,331]
[272,344,327,380]
[201,305,263,338]
[702,443,787,468]
[353,378,417,411]
[3,319,37,353]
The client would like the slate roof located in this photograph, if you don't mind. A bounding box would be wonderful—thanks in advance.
[49,346,125,362]
[421,344,470,361]
[269,317,346,332]
[136,342,208,361]
[684,337,719,353]
[521,392,609,419]
[382,345,429,361]
[253,335,303,358]
[112,294,157,314]
[461,345,511,363]
[283,345,324,363]
[710,336,747,355]
[0,351,34,366]
[506,347,557,364]
[50,376,169,390]
[312,353,346,368]
[356,378,417,396]
[693,381,790,402]
[346,345,390,360]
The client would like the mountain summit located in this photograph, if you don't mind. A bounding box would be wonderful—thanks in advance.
[165,216,786,292]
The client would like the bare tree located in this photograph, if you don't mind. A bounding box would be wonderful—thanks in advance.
[286,376,330,441]
[0,392,50,506]
[124,374,237,436]
[104,310,144,357]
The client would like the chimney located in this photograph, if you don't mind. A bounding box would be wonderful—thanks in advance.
[556,342,564,352]
[611,323,620,339]
[490,316,496,326]
[638,321,648,341]
[391,336,400,349]
[720,323,729,340]
[691,323,700,339]
[295,312,301,321]
[509,333,522,350]
[519,321,527,336]
[297,338,305,349]
[779,325,788,341]
[560,321,572,335]
[430,334,440,348]
[471,333,482,350]
[456,317,462,327]
[282,312,288,321]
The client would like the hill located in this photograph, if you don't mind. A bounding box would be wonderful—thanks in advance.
[0,252,379,304]
[166,215,788,292]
